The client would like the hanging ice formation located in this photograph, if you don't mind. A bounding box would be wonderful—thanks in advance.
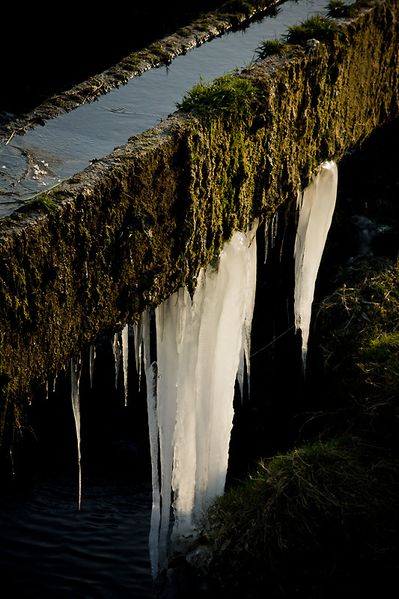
[111,327,129,404]
[71,357,82,511]
[112,332,122,389]
[264,211,279,264]
[138,224,258,575]
[89,344,96,389]
[294,161,338,367]
[122,325,129,406]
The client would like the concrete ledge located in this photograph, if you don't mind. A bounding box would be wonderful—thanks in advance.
[0,0,398,438]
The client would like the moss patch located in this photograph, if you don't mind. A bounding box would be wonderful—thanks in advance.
[203,437,399,597]
[177,73,259,119]
[315,258,399,423]
[255,39,286,59]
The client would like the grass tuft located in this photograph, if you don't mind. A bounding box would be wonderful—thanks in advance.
[255,39,285,59]
[204,436,399,596]
[326,0,357,18]
[176,73,258,119]
[285,15,342,44]
[316,258,399,420]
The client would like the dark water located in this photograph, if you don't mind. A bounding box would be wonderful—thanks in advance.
[0,337,156,598]
[0,478,154,599]
[0,0,345,216]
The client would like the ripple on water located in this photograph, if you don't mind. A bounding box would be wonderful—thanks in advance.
[0,477,156,598]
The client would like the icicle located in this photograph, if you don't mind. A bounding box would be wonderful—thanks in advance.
[142,310,161,578]
[264,212,278,265]
[270,211,278,249]
[112,332,121,389]
[89,344,96,389]
[237,223,258,400]
[155,291,180,566]
[71,356,82,511]
[133,320,143,391]
[263,217,270,265]
[122,324,129,407]
[294,161,338,368]
[143,222,258,575]
[45,381,49,401]
[52,374,57,394]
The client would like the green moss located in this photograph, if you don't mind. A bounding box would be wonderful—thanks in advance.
[177,73,258,119]
[255,39,285,59]
[204,437,399,597]
[219,0,254,15]
[357,331,399,414]
[285,15,343,44]
[316,258,399,421]
[27,194,61,215]
[148,41,172,64]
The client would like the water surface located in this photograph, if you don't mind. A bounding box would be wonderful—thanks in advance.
[0,0,339,217]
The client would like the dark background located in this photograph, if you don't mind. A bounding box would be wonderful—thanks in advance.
[1,1,228,115]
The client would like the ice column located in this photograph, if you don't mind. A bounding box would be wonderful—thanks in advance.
[71,357,82,511]
[122,324,129,406]
[142,224,257,574]
[294,161,338,367]
[89,344,96,389]
[112,332,121,389]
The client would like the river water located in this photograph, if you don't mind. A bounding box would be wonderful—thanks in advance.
[0,478,154,598]
[0,0,342,217]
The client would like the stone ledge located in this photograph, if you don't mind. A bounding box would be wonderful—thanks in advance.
[0,0,398,439]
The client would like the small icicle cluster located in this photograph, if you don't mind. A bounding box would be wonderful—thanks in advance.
[294,161,338,367]
[136,224,258,575]
[68,330,130,512]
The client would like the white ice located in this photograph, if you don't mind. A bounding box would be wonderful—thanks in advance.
[294,160,338,367]
[263,211,278,265]
[89,344,96,389]
[141,223,258,574]
[112,332,121,389]
[122,325,129,406]
[71,356,82,511]
[133,320,143,392]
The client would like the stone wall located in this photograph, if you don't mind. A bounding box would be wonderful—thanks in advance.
[0,0,398,438]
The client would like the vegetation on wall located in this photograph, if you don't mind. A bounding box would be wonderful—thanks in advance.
[177,73,259,119]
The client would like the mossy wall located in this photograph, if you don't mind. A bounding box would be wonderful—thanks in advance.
[0,0,398,439]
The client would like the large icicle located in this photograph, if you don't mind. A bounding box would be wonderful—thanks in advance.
[142,223,257,575]
[294,161,338,367]
[133,320,143,392]
[71,357,82,511]
[122,324,129,406]
[89,344,96,389]
[112,332,121,389]
[142,310,161,578]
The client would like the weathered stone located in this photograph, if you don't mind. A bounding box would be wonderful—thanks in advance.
[0,0,398,439]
